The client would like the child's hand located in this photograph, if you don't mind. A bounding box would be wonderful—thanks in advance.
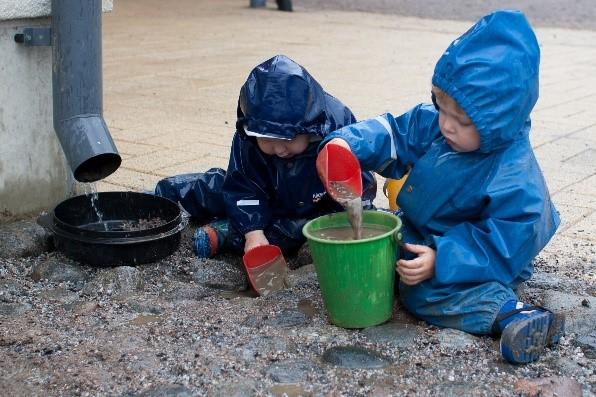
[244,230,269,253]
[397,243,436,286]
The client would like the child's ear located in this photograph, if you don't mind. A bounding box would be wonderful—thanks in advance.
[431,92,440,111]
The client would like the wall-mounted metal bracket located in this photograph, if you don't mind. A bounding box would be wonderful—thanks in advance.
[14,27,51,46]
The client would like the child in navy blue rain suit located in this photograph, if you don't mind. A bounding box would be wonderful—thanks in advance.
[320,11,564,364]
[155,54,376,258]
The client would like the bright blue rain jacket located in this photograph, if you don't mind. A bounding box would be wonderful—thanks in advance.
[323,11,559,288]
[224,55,377,235]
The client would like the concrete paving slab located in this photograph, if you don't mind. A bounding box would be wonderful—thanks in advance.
[567,174,596,196]
[540,234,595,271]
[568,123,596,143]
[533,138,592,164]
[102,167,163,191]
[122,149,200,174]
[533,94,596,126]
[94,180,124,193]
[113,140,161,158]
[564,148,596,169]
[552,191,596,210]
[144,129,234,151]
[554,203,594,233]
[156,155,230,178]
[561,210,596,242]
[543,174,575,196]
[541,163,595,185]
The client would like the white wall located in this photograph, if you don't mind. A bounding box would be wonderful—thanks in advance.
[0,0,113,21]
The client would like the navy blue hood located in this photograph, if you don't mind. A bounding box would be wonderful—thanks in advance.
[432,10,540,153]
[237,54,334,140]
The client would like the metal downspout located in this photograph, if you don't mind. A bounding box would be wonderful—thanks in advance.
[51,0,121,183]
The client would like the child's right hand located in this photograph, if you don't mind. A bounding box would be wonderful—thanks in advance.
[244,230,269,253]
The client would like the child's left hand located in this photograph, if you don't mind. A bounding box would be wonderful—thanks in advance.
[397,243,436,285]
[244,230,269,253]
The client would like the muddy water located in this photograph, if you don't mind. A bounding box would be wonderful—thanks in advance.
[328,181,360,202]
[81,217,165,232]
[312,224,388,241]
[82,183,107,231]
[328,181,363,240]
[344,197,362,240]
[248,257,289,296]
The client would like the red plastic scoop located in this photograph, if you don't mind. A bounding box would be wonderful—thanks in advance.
[242,244,289,296]
[316,143,363,202]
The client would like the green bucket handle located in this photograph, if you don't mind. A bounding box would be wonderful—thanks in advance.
[393,230,403,262]
[393,230,403,247]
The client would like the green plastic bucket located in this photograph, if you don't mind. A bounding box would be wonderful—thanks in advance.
[302,210,402,328]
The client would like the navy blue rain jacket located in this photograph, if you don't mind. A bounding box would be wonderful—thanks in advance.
[223,55,376,235]
[323,11,559,287]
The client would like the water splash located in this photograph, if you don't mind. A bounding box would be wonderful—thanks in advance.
[81,183,107,231]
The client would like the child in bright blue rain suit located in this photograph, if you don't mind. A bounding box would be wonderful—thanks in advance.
[155,54,376,257]
[320,11,564,365]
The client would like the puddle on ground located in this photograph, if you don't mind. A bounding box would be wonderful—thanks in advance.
[297,299,317,318]
[322,345,390,369]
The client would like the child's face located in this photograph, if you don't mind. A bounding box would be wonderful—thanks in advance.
[256,134,310,159]
[434,91,481,152]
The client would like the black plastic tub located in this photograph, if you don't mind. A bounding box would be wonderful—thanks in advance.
[38,191,187,266]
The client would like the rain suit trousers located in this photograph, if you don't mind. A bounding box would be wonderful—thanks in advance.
[399,280,518,335]
[155,168,308,255]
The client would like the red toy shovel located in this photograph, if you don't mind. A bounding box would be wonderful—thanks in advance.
[316,142,363,203]
[242,245,289,296]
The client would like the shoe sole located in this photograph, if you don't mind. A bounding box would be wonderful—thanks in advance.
[546,312,565,346]
[500,312,551,364]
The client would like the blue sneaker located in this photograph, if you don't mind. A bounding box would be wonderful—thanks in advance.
[192,220,229,258]
[498,304,565,364]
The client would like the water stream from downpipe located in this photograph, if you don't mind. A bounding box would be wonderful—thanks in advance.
[81,183,106,230]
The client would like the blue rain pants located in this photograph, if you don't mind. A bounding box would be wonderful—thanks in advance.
[399,280,520,335]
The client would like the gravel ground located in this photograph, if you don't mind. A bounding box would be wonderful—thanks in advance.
[0,216,594,396]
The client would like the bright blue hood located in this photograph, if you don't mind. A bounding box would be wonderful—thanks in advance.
[432,10,540,153]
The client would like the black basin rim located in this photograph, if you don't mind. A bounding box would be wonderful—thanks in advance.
[52,192,181,238]
[53,213,181,238]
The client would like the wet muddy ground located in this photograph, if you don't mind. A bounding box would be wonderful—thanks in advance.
[0,219,594,396]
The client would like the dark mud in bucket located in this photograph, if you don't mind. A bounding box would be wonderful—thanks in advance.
[302,210,401,328]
